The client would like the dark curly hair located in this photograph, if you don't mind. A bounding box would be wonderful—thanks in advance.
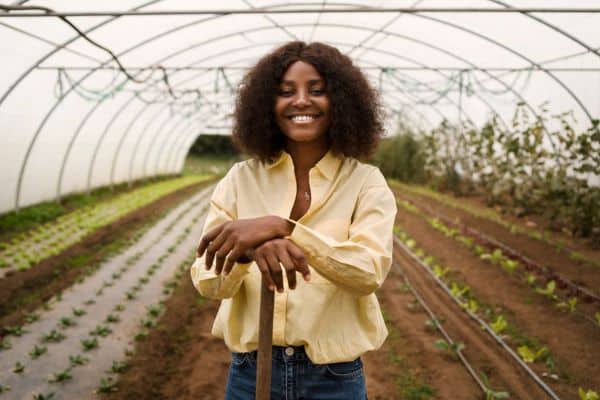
[231,41,384,162]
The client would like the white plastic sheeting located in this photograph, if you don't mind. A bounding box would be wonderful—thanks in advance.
[1,0,599,213]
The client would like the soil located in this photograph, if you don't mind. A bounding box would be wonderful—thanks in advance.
[0,179,215,335]
[392,189,600,398]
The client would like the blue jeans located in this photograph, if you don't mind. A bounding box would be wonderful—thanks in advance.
[224,345,367,400]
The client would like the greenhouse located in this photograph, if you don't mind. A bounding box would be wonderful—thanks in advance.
[0,1,598,399]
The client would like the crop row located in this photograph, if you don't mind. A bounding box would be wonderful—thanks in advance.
[0,186,212,399]
[395,196,600,328]
[0,175,210,276]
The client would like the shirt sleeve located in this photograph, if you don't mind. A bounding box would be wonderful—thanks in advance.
[285,167,398,297]
[190,164,252,299]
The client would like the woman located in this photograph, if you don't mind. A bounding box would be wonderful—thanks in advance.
[190,41,397,399]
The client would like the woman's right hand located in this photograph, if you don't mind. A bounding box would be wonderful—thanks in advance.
[251,238,311,292]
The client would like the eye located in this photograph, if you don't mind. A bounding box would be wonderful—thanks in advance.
[278,89,293,97]
[311,88,326,96]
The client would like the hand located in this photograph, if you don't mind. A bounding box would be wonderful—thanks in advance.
[253,238,310,292]
[196,216,294,274]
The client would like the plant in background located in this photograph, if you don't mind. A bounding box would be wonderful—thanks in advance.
[535,280,557,300]
[480,372,510,400]
[579,388,599,400]
[517,345,547,363]
[490,315,508,334]
[434,339,465,360]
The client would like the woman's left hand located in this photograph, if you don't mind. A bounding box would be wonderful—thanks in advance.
[196,216,294,274]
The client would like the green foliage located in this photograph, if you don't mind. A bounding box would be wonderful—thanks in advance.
[579,388,599,400]
[374,132,426,183]
[490,315,508,334]
[517,345,547,363]
[189,134,238,156]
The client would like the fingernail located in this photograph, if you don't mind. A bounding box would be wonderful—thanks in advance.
[268,285,275,291]
[304,274,311,282]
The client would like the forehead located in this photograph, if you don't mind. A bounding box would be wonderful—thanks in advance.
[280,61,324,84]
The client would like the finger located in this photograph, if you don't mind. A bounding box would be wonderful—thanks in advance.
[214,237,235,275]
[265,252,284,292]
[223,245,245,276]
[197,225,224,257]
[254,254,276,291]
[277,248,297,290]
[286,243,310,281]
[205,230,229,271]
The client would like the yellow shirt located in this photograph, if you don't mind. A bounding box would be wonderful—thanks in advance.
[190,149,397,364]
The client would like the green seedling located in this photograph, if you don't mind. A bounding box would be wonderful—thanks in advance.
[556,297,577,313]
[146,304,164,317]
[480,372,510,400]
[48,368,72,383]
[414,248,425,258]
[434,339,465,359]
[105,314,120,323]
[424,319,441,332]
[41,330,66,343]
[460,299,479,313]
[125,290,137,300]
[81,337,99,351]
[526,274,537,286]
[398,283,411,293]
[109,360,128,373]
[3,325,27,336]
[480,249,503,265]
[405,239,417,249]
[535,280,557,300]
[60,317,76,328]
[579,388,599,400]
[72,307,86,317]
[69,354,89,366]
[517,345,547,363]
[595,311,600,327]
[423,256,436,266]
[84,299,96,305]
[89,325,111,337]
[96,377,118,393]
[140,318,156,329]
[433,265,449,278]
[13,361,25,373]
[29,344,47,359]
[134,330,148,341]
[490,315,508,334]
[113,303,125,312]
[0,384,11,394]
[501,259,519,273]
[25,312,41,323]
[450,282,470,299]
[0,337,11,350]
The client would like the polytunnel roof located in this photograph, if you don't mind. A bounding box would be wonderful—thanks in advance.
[1,0,599,214]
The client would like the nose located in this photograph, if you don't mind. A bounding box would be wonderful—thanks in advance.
[292,89,310,107]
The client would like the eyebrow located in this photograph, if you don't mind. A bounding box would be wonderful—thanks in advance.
[280,79,324,85]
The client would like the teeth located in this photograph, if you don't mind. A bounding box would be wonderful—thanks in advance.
[291,115,316,122]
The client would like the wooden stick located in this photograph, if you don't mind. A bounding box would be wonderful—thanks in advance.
[256,277,274,400]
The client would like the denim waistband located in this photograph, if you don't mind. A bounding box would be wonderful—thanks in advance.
[240,345,309,363]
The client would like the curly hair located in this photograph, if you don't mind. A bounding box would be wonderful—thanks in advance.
[231,41,384,162]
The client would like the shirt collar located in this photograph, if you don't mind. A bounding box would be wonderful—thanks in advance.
[266,148,342,181]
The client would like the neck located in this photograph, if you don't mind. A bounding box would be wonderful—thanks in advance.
[285,138,329,175]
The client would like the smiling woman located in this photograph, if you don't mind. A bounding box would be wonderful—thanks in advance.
[190,41,397,400]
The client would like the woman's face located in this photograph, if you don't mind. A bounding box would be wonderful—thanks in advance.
[274,60,331,146]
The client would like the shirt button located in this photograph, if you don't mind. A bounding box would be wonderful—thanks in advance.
[285,347,295,356]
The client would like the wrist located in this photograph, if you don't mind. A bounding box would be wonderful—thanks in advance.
[269,216,294,237]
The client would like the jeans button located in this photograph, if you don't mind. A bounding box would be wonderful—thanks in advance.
[285,347,295,356]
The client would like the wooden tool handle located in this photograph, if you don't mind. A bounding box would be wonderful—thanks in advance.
[256,277,274,399]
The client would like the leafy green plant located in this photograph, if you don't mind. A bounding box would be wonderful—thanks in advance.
[109,360,128,373]
[450,282,470,299]
[490,315,508,334]
[105,313,120,323]
[0,384,11,394]
[96,376,118,393]
[81,337,99,351]
[579,388,599,400]
[48,368,73,383]
[517,345,548,363]
[3,325,27,336]
[535,280,557,300]
[480,249,503,265]
[434,339,465,360]
[29,344,48,359]
[69,354,89,366]
[432,265,449,278]
[500,259,519,274]
[72,307,86,317]
[89,325,111,337]
[480,372,510,399]
[41,330,66,343]
[13,361,25,373]
[0,337,11,350]
[556,297,577,313]
[526,274,537,286]
[33,393,56,400]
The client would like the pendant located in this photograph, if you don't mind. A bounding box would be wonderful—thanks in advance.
[303,190,310,201]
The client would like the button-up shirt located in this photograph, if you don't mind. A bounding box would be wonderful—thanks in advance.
[190,149,397,364]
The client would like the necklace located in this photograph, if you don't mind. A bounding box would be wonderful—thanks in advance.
[303,190,310,201]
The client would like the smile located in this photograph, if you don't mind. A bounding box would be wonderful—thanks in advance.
[288,114,321,123]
